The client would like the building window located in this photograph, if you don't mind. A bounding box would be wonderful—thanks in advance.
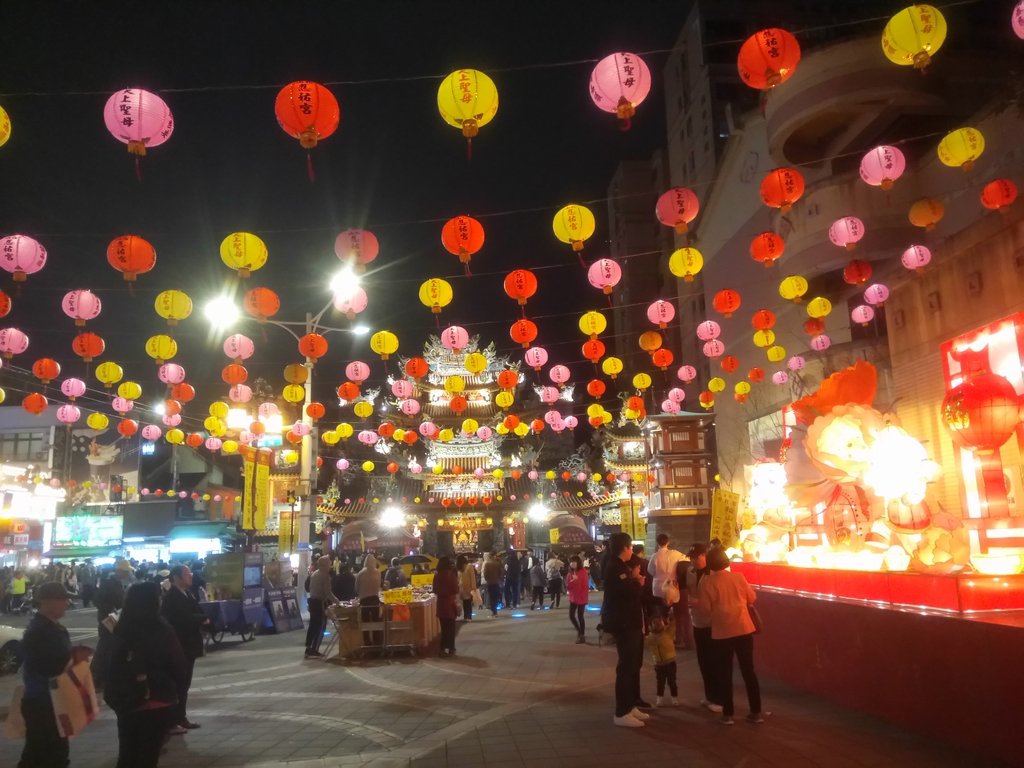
[0,431,49,463]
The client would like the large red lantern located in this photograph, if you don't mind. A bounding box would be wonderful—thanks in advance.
[222,364,248,385]
[32,358,60,384]
[582,339,606,363]
[652,349,674,371]
[712,289,741,318]
[305,402,326,420]
[750,232,784,267]
[72,332,105,363]
[107,235,156,283]
[22,392,48,415]
[497,370,519,390]
[737,28,801,90]
[942,373,1021,452]
[843,259,873,286]
[337,382,360,401]
[748,367,765,383]
[186,433,204,448]
[510,319,538,349]
[274,81,339,150]
[803,318,826,336]
[449,395,468,414]
[298,333,328,361]
[243,287,281,322]
[170,382,195,402]
[720,355,739,373]
[586,378,606,398]
[0,290,10,319]
[441,215,485,272]
[405,357,429,380]
[503,269,538,306]
[117,419,138,438]
[760,168,805,213]
[751,309,776,331]
[980,179,1018,213]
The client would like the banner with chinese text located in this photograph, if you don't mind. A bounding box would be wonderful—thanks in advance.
[710,489,741,548]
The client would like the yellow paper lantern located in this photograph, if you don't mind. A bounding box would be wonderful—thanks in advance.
[144,334,177,363]
[418,278,454,314]
[668,247,703,282]
[370,330,399,360]
[222,440,239,454]
[321,430,340,445]
[283,363,308,385]
[209,401,229,419]
[806,297,833,319]
[86,412,109,430]
[464,352,487,374]
[937,128,985,172]
[513,422,530,437]
[752,330,776,348]
[154,289,192,325]
[496,423,510,435]
[492,469,504,479]
[625,408,640,421]
[219,232,268,278]
[166,428,185,445]
[779,275,808,302]
[0,387,5,405]
[353,401,373,419]
[439,428,455,442]
[432,464,444,475]
[578,311,607,338]
[392,428,406,442]
[881,4,947,69]
[552,204,596,252]
[766,345,787,363]
[708,377,726,393]
[283,384,305,403]
[362,460,375,473]
[0,106,10,148]
[735,381,752,396]
[545,470,556,480]
[95,361,123,388]
[601,411,613,425]
[587,403,604,418]
[601,357,624,379]
[116,381,142,401]
[204,415,224,432]
[461,418,479,434]
[632,373,652,391]
[445,375,466,394]
[592,473,602,483]
[495,391,514,409]
[437,69,498,139]
[336,422,354,439]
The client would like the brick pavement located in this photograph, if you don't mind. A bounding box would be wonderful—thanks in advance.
[0,601,1004,767]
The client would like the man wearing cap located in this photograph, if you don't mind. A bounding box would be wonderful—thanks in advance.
[91,560,133,691]
[602,532,650,728]
[19,582,91,768]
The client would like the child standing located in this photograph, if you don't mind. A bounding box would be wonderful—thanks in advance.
[645,616,679,707]
[529,560,546,610]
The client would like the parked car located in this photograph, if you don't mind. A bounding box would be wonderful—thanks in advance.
[0,624,23,676]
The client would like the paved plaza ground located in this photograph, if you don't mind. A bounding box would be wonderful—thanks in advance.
[0,601,1004,768]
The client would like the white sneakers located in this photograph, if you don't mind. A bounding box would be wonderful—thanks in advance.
[613,714,645,728]
[629,708,651,721]
[655,696,680,707]
[701,699,724,713]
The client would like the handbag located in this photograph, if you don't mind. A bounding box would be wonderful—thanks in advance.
[51,661,98,738]
[748,603,764,634]
[663,581,681,607]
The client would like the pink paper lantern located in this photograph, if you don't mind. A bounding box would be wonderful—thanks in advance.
[696,320,721,341]
[335,458,350,471]
[141,425,162,441]
[539,386,560,404]
[473,467,485,478]
[859,145,906,190]
[587,258,622,295]
[357,430,377,445]
[112,397,134,413]
[828,217,865,249]
[901,245,931,271]
[851,305,875,326]
[60,378,87,400]
[400,399,421,417]
[229,384,253,403]
[223,333,255,361]
[334,229,380,269]
[0,234,47,282]
[158,363,186,385]
[655,188,700,233]
[103,88,174,153]
[345,361,370,383]
[646,300,675,328]
[391,380,413,399]
[772,371,789,385]
[668,387,686,403]
[576,472,588,483]
[419,421,439,439]
[787,356,806,371]
[677,365,697,383]
[0,327,29,358]
[564,416,578,430]
[528,470,539,481]
[549,365,571,385]
[589,52,652,116]
[476,426,493,441]
[61,290,102,326]
[238,431,253,444]
[56,405,81,425]
[524,346,548,369]
[702,340,725,359]
[292,422,311,437]
[409,461,422,474]
[205,437,223,452]
[1015,1,1024,38]
[864,283,890,306]
[258,402,279,419]
[162,413,181,427]
[441,326,469,352]
[334,286,368,318]
[661,399,680,414]
[544,409,562,425]
[810,334,832,351]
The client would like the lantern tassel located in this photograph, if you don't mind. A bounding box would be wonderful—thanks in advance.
[577,252,586,269]
[134,157,142,183]
[307,154,316,184]
[466,138,473,162]
[435,314,441,330]
[606,294,613,309]
[464,263,472,277]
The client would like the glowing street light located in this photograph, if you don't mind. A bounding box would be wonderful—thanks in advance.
[379,506,405,528]
[204,296,240,328]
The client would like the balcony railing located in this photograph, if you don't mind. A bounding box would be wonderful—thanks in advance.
[652,487,712,511]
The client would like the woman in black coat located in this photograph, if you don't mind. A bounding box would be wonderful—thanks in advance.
[105,581,187,768]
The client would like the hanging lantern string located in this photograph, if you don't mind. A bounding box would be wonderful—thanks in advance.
[0,0,985,99]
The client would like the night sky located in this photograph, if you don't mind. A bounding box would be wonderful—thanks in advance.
[0,1,690,429]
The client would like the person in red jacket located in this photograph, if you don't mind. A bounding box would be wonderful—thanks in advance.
[432,557,460,657]
[566,555,590,644]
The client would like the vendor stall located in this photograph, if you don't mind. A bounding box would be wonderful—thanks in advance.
[202,551,266,641]
[325,592,437,659]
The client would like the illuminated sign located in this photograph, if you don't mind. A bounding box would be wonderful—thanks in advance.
[54,515,123,547]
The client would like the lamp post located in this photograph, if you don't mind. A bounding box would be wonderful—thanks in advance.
[206,269,366,600]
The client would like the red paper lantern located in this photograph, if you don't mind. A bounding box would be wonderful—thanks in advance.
[274,81,340,149]
[712,289,742,318]
[32,358,60,384]
[748,367,765,382]
[751,309,776,331]
[403,431,417,445]
[222,364,248,385]
[803,318,826,336]
[652,348,674,371]
[942,373,1021,452]
[22,393,48,415]
[587,379,606,398]
[117,419,138,437]
[405,357,429,380]
[721,355,739,373]
[106,235,156,283]
[531,419,545,433]
[337,382,360,401]
[72,332,105,363]
[163,400,182,416]
[750,232,784,267]
[298,333,328,361]
[305,402,325,420]
[503,415,520,430]
[186,433,204,448]
[843,259,873,286]
[737,28,801,90]
[386,462,399,474]
[582,339,606,363]
[627,396,644,411]
[250,421,266,436]
[377,423,396,439]
[510,319,538,348]
[980,179,1018,213]
[170,382,195,402]
[243,287,281,321]
[504,269,538,305]
[698,390,715,409]
[441,215,485,267]
[497,370,519,390]
[590,416,604,428]
[760,168,805,213]
[449,395,468,413]
[0,290,10,319]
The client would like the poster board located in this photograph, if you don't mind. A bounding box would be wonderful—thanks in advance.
[411,573,433,587]
[265,587,304,633]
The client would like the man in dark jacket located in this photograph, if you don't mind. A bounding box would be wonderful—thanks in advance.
[19,582,91,768]
[602,533,650,728]
[160,564,208,732]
